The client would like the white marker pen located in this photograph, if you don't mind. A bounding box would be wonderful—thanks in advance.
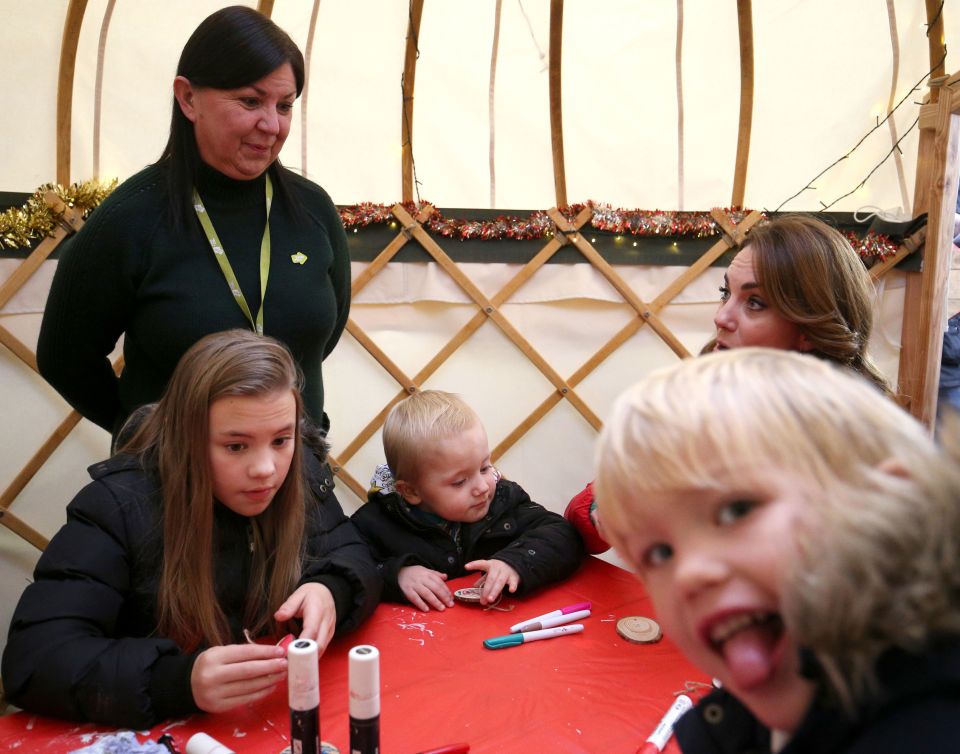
[185,732,236,754]
[513,609,592,633]
[638,694,693,754]
[288,638,321,754]
[349,644,380,754]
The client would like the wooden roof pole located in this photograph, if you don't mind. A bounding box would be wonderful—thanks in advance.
[731,0,753,208]
[548,0,567,207]
[256,0,275,16]
[925,0,946,103]
[402,0,425,203]
[56,0,89,185]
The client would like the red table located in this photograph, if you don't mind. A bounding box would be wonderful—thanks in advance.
[0,557,709,754]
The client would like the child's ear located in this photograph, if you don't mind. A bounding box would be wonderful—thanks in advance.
[877,457,912,480]
[395,479,422,505]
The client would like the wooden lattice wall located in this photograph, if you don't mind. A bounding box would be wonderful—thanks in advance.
[2,0,958,551]
[0,191,939,551]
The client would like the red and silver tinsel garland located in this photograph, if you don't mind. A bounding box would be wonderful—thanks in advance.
[338,201,901,258]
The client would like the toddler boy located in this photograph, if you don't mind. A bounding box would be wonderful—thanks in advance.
[352,390,583,610]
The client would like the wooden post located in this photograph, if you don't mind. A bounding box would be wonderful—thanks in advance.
[898,82,960,427]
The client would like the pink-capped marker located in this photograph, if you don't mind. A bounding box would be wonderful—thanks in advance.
[636,694,693,754]
[509,601,591,633]
[513,608,591,633]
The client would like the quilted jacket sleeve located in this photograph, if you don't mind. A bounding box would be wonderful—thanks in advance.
[481,480,585,595]
[349,495,431,604]
[300,463,382,632]
[0,478,194,728]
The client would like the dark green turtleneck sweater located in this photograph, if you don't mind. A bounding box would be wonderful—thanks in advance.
[37,162,350,433]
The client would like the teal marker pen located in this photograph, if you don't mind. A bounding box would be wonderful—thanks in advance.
[483,623,585,649]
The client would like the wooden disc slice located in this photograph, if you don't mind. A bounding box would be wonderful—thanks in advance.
[616,615,662,643]
[453,586,484,603]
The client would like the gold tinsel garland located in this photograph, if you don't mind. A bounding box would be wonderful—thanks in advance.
[0,179,117,250]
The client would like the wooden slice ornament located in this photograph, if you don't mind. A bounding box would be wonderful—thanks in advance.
[453,586,484,603]
[616,615,662,643]
[452,585,512,611]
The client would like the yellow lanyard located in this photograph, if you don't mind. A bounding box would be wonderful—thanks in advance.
[192,174,273,335]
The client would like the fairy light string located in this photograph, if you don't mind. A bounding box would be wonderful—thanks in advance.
[774,50,947,213]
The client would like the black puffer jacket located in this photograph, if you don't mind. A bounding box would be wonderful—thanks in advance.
[351,473,583,603]
[675,639,960,754]
[1,454,380,729]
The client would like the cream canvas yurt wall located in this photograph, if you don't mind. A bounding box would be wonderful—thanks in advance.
[2,0,959,661]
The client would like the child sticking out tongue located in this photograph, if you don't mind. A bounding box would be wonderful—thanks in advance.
[719,615,784,689]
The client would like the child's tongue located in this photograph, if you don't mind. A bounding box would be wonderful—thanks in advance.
[721,623,778,689]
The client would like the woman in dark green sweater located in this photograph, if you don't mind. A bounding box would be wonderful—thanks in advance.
[37,6,350,438]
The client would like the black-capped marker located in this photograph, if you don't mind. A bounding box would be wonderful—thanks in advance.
[288,638,321,754]
[349,644,380,754]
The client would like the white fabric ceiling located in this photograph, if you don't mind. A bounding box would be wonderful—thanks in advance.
[4,0,957,216]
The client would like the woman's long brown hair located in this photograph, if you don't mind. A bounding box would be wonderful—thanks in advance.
[748,215,892,395]
[119,329,307,650]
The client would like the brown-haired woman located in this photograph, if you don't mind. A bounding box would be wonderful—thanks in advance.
[566,214,893,556]
[712,214,891,394]
[1,330,380,728]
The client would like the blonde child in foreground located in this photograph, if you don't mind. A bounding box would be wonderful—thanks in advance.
[594,348,960,754]
[351,390,583,610]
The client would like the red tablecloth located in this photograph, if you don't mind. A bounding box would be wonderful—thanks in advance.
[0,556,709,754]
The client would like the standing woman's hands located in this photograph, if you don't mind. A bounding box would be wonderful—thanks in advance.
[274,582,338,653]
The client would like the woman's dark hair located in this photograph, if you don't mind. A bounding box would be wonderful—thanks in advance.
[156,5,306,228]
